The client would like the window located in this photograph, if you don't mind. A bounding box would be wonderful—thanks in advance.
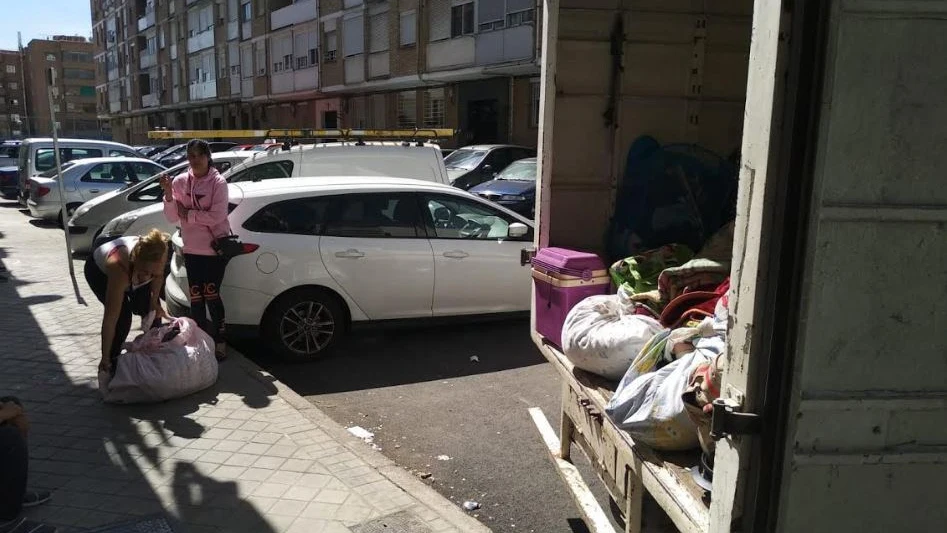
[241,46,253,79]
[271,35,293,73]
[81,162,135,184]
[109,149,140,157]
[429,0,450,41]
[126,161,164,181]
[294,30,317,70]
[483,148,516,173]
[5,65,14,74]
[451,2,475,38]
[324,30,337,62]
[64,51,94,63]
[255,43,266,75]
[400,11,417,46]
[343,16,364,57]
[423,195,526,240]
[64,69,95,80]
[324,194,423,238]
[228,0,239,21]
[479,20,504,33]
[227,160,294,183]
[397,90,417,128]
[506,9,535,28]
[8,82,16,90]
[423,88,445,128]
[46,54,56,61]
[530,80,540,127]
[241,1,252,22]
[244,197,330,235]
[369,12,389,53]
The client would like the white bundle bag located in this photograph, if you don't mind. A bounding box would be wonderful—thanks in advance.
[99,317,218,404]
[561,295,664,380]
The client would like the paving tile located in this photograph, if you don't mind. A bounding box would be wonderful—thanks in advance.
[282,485,320,502]
[280,458,315,473]
[212,439,247,452]
[253,455,287,470]
[301,501,342,520]
[252,482,291,499]
[269,498,309,517]
[287,517,329,533]
[314,489,350,505]
[296,473,332,490]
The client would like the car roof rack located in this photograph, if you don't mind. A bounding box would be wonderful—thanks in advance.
[146,128,456,149]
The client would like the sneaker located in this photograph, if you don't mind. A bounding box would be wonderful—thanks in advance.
[22,490,52,508]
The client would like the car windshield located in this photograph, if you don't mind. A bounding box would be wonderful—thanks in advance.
[496,160,537,181]
[36,161,77,178]
[444,149,487,170]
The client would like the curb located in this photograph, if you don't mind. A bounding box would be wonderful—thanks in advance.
[229,350,492,533]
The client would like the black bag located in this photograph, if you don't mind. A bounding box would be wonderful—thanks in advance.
[212,233,244,260]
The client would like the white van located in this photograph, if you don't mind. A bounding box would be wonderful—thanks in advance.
[225,141,452,185]
[97,140,451,247]
[16,138,140,204]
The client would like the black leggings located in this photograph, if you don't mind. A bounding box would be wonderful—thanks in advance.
[184,254,226,342]
[84,258,152,370]
[0,398,27,521]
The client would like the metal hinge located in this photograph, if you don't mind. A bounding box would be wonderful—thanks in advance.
[521,247,536,266]
[710,398,762,440]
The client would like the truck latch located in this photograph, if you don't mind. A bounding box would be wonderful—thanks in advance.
[710,398,761,440]
[521,247,536,266]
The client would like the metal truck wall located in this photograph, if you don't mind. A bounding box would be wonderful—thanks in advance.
[777,1,947,531]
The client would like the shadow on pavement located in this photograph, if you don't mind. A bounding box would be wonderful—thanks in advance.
[236,319,546,395]
[0,237,278,532]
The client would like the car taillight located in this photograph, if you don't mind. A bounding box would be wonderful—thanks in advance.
[37,186,51,197]
[239,243,259,255]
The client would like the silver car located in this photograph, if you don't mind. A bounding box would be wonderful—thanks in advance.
[27,157,165,225]
[68,151,254,253]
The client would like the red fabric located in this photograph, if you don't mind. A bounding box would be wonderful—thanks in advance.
[660,278,729,329]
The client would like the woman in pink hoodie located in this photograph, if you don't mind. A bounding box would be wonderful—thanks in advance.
[158,139,230,360]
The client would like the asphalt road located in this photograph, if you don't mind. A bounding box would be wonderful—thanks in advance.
[236,319,676,533]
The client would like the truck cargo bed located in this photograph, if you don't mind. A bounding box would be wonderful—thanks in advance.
[532,331,709,533]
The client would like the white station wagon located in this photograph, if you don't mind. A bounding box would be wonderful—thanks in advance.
[164,177,535,361]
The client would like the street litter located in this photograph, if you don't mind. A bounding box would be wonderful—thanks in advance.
[436,455,451,461]
[347,426,375,443]
[470,355,480,362]
[418,472,433,479]
[463,501,481,511]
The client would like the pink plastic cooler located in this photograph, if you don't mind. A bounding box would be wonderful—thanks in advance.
[532,247,611,348]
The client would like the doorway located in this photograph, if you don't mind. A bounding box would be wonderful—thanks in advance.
[467,99,499,145]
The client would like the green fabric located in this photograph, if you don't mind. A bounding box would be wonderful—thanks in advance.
[609,244,694,295]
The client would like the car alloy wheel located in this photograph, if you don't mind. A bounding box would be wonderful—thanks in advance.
[279,301,335,356]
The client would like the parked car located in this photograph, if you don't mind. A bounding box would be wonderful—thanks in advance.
[468,158,537,218]
[440,148,455,159]
[68,151,255,253]
[153,141,237,167]
[444,145,535,190]
[135,144,170,158]
[0,140,22,167]
[98,141,453,246]
[26,157,165,224]
[0,166,19,199]
[16,138,140,205]
[163,177,535,360]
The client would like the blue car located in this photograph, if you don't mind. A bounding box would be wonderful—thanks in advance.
[468,158,537,218]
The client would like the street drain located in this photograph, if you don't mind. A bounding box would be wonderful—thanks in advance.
[350,510,433,533]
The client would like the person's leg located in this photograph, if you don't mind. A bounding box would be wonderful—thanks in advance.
[183,254,210,333]
[83,258,108,305]
[204,257,226,340]
[0,425,27,522]
[110,295,133,373]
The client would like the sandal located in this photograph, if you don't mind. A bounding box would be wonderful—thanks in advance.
[22,489,52,508]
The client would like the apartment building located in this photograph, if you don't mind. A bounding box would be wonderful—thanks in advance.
[0,50,27,139]
[92,0,540,148]
[21,37,99,137]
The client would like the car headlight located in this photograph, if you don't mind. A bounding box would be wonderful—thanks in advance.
[72,203,91,221]
[500,195,526,201]
[101,212,139,236]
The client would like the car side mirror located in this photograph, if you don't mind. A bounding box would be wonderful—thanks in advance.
[508,222,529,239]
[482,164,493,173]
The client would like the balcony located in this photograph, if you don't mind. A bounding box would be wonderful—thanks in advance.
[107,67,120,81]
[475,25,534,66]
[228,21,239,41]
[170,44,178,60]
[368,52,389,79]
[271,68,318,94]
[271,0,317,31]
[187,29,215,54]
[189,80,217,101]
[242,21,252,40]
[142,93,159,108]
[241,79,254,98]
[137,10,155,32]
[140,53,157,69]
[427,36,475,71]
[109,100,121,113]
[344,55,365,84]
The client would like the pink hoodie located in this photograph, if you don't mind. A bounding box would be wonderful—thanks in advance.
[163,166,231,256]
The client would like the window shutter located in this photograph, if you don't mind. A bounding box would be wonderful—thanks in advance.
[369,13,389,53]
[506,0,533,12]
[399,11,417,46]
[343,16,364,57]
[479,0,503,24]
[429,0,450,41]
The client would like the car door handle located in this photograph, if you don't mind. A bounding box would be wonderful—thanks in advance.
[443,251,469,259]
[334,249,365,259]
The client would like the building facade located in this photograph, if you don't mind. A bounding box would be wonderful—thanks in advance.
[0,50,28,139]
[22,37,99,138]
[91,0,540,148]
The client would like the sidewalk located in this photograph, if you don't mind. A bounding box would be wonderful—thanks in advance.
[0,202,490,533]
